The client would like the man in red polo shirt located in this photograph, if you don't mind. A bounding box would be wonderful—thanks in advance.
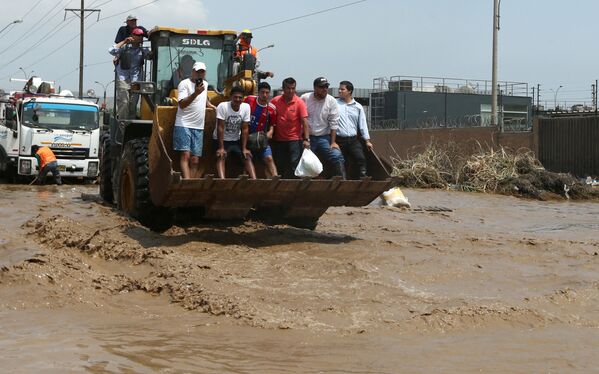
[270,77,310,178]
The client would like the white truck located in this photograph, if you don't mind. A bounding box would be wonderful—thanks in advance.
[0,77,100,183]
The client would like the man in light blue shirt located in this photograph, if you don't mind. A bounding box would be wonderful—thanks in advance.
[108,27,151,119]
[336,80,373,178]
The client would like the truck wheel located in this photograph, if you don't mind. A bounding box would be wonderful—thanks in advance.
[99,133,113,203]
[117,137,174,232]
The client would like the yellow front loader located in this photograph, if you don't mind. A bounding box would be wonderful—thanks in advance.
[100,26,397,231]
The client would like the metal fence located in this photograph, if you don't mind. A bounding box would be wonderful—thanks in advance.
[537,116,599,177]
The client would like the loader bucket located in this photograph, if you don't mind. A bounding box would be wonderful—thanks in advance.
[148,106,398,224]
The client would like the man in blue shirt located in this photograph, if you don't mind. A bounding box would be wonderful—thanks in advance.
[108,28,152,119]
[114,15,148,43]
[336,80,373,178]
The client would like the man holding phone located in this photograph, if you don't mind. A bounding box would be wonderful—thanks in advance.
[173,61,216,179]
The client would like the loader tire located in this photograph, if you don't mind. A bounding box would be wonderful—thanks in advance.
[99,133,113,203]
[117,137,174,232]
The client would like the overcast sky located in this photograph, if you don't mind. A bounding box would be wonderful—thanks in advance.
[0,0,597,106]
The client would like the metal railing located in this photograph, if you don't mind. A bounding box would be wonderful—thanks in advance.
[373,75,529,97]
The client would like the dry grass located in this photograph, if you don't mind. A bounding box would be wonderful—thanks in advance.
[391,142,598,200]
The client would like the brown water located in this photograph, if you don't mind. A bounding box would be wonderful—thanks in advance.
[1,185,598,373]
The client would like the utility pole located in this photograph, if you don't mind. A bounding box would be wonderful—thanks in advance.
[593,79,597,115]
[537,84,540,110]
[532,86,539,115]
[66,1,100,98]
[491,0,501,130]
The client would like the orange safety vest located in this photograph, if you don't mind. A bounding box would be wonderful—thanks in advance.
[235,39,257,59]
[36,146,57,169]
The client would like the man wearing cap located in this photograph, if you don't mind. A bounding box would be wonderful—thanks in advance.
[301,77,346,179]
[109,27,152,119]
[173,61,217,179]
[115,15,148,43]
[235,29,257,59]
[234,29,273,82]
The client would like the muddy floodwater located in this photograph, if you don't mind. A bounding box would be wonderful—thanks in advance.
[1,184,598,373]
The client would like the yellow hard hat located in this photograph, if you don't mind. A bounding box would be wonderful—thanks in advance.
[241,29,252,37]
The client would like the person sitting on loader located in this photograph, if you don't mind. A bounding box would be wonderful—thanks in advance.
[244,81,278,178]
[213,86,256,179]
[31,145,62,185]
[170,54,195,91]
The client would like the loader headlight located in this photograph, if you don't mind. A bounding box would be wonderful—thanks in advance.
[20,159,32,174]
[87,161,98,176]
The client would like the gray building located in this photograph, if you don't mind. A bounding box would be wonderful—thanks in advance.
[370,75,533,131]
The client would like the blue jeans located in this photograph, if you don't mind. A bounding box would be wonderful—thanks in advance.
[309,135,344,166]
[173,126,204,156]
[39,161,62,185]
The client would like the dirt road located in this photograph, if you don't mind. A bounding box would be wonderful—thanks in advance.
[1,184,598,373]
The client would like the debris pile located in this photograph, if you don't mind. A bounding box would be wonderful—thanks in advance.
[392,143,599,200]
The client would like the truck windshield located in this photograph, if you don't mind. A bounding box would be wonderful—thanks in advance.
[22,103,99,131]
[155,34,232,99]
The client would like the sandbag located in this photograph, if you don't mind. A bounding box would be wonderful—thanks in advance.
[295,148,323,178]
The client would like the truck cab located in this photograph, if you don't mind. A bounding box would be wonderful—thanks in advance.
[0,78,100,182]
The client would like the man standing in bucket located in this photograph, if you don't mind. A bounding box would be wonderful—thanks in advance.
[336,80,373,178]
[301,77,345,179]
[173,61,216,179]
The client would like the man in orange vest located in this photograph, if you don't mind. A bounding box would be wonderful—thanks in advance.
[234,29,274,82]
[31,145,62,185]
[235,29,257,59]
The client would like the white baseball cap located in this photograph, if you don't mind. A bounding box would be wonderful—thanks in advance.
[193,62,206,71]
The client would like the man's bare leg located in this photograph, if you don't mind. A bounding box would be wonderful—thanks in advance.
[216,156,226,179]
[190,155,201,178]
[179,151,191,179]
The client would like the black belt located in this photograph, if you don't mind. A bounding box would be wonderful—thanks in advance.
[337,135,357,140]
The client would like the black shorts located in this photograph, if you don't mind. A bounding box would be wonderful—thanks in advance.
[213,140,244,161]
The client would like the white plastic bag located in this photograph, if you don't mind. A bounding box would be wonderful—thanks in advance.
[294,148,323,178]
[381,187,411,208]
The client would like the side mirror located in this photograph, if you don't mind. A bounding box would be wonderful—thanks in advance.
[102,111,111,126]
[5,107,16,121]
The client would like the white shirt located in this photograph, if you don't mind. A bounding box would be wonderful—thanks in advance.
[336,98,370,140]
[174,78,207,129]
[213,101,251,142]
[301,92,339,136]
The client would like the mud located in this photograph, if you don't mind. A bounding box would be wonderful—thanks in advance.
[1,185,599,373]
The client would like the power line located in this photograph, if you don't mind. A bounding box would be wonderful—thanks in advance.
[20,0,46,19]
[0,0,45,41]
[98,0,159,21]
[251,0,367,31]
[15,0,159,78]
[0,15,78,70]
[0,0,72,56]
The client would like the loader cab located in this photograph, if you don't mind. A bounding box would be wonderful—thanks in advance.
[148,28,238,107]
